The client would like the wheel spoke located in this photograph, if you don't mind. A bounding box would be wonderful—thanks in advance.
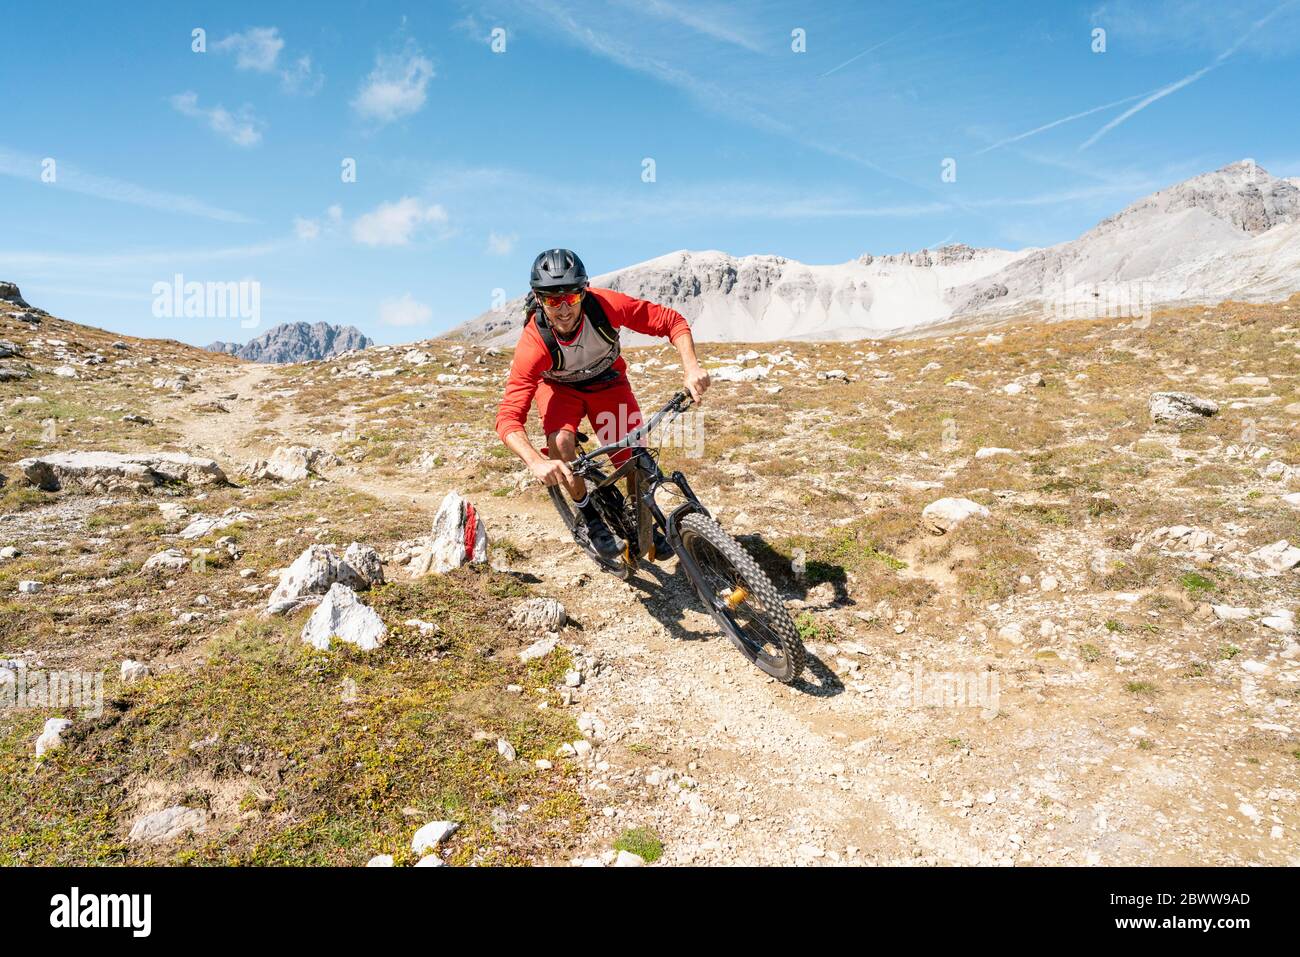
[686,534,786,662]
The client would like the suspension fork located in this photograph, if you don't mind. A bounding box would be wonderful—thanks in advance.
[623,461,648,560]
[642,468,712,554]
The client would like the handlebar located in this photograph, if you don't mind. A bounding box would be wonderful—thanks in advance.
[569,390,693,476]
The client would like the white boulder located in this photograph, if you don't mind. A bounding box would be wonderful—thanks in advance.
[510,597,566,633]
[411,820,459,855]
[35,718,73,757]
[1212,604,1253,621]
[713,365,770,382]
[921,497,990,534]
[518,635,559,662]
[343,542,385,588]
[1149,392,1219,427]
[157,502,189,522]
[121,660,151,684]
[178,510,253,540]
[415,491,488,575]
[16,451,227,492]
[266,544,370,615]
[142,549,189,572]
[1247,540,1300,575]
[128,806,207,844]
[300,583,388,651]
[246,446,342,483]
[1261,614,1295,634]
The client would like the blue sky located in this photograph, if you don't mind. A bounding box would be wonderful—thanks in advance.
[1,0,1298,346]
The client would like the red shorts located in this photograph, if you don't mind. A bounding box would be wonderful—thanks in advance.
[536,375,643,465]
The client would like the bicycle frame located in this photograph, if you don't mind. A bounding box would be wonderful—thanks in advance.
[567,391,712,562]
[554,391,806,683]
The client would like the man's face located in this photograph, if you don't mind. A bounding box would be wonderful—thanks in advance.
[540,289,584,335]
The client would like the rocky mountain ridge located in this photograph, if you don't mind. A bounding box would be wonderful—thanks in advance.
[451,160,1300,345]
[207,321,372,364]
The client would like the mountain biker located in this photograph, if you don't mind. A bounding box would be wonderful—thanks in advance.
[495,248,711,562]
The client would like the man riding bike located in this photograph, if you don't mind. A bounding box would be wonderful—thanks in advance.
[495,248,711,561]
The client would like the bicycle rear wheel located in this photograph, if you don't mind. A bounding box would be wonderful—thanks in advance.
[676,512,805,683]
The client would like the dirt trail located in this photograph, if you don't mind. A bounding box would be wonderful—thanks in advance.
[154,362,932,864]
[162,363,284,463]
[149,361,1292,867]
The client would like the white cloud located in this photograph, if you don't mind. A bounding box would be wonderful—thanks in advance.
[352,45,435,124]
[293,217,321,240]
[294,204,346,240]
[214,27,284,72]
[486,231,517,255]
[170,92,263,147]
[214,26,323,94]
[352,197,448,246]
[0,145,253,223]
[280,55,324,95]
[379,293,433,327]
[213,26,322,94]
[452,14,495,45]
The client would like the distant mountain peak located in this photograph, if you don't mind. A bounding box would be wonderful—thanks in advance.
[445,160,1300,345]
[207,321,373,364]
[943,160,1300,326]
[448,244,1028,345]
[0,281,31,308]
[1098,159,1300,235]
[858,243,1012,268]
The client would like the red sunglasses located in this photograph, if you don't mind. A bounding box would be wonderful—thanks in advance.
[537,290,584,307]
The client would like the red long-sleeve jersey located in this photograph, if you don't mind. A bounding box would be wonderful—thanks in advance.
[494,287,691,442]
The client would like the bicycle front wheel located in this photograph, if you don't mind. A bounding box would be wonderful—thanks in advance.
[676,512,805,683]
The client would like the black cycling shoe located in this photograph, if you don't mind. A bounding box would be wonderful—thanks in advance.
[649,528,672,562]
[578,503,623,561]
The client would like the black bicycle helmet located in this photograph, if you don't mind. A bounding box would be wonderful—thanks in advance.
[529,248,589,292]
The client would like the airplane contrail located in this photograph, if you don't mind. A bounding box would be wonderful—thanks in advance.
[819,24,916,78]
[975,93,1149,155]
[1080,0,1297,151]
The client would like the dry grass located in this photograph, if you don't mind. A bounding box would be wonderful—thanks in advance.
[3,290,1300,865]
